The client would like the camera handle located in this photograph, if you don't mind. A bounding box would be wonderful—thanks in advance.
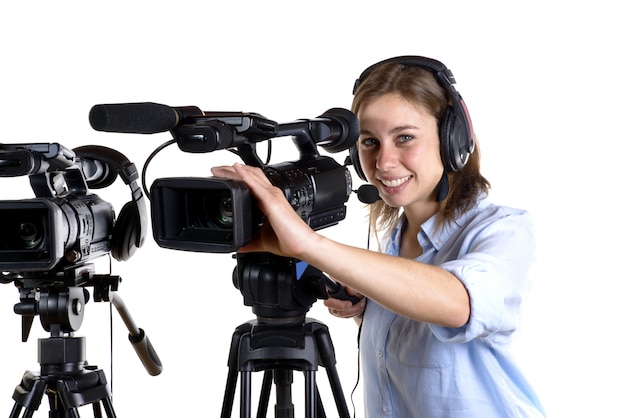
[29,168,88,199]
[109,292,163,377]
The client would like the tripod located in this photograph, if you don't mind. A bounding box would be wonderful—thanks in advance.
[220,253,351,418]
[9,286,116,418]
[10,334,115,418]
[6,265,162,417]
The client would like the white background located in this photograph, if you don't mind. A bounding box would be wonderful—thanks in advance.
[1,1,624,417]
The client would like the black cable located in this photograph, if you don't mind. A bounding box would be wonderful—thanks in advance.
[106,254,115,400]
[109,295,114,399]
[348,212,372,417]
[141,139,176,200]
[349,322,363,418]
[140,138,274,202]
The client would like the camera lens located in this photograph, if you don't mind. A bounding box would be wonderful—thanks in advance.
[18,222,42,249]
[217,197,234,227]
[193,190,234,229]
[0,209,45,252]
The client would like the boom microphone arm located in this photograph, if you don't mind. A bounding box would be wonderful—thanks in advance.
[88,102,360,156]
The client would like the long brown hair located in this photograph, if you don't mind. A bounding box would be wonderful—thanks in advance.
[352,61,490,243]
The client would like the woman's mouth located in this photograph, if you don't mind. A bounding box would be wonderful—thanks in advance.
[378,175,411,189]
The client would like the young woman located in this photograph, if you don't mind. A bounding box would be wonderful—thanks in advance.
[211,56,545,417]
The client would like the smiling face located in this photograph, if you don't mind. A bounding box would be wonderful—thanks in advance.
[357,92,444,219]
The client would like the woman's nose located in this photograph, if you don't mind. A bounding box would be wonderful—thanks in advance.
[376,143,398,171]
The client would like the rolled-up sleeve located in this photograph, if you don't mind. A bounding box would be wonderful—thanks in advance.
[429,207,536,344]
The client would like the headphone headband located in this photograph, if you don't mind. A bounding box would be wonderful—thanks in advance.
[353,55,456,95]
[73,145,147,261]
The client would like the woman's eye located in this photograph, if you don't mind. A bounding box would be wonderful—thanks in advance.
[361,137,377,147]
[398,134,414,143]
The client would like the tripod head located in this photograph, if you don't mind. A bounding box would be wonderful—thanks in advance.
[8,263,114,342]
[4,263,163,376]
[232,252,359,325]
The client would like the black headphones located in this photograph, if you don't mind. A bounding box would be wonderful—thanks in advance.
[349,55,475,181]
[73,145,148,261]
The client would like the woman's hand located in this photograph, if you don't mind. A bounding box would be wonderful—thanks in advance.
[210,163,318,258]
[324,284,365,319]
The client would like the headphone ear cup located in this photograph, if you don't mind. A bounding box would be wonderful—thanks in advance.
[439,108,456,172]
[110,201,140,261]
[439,107,470,172]
[349,145,367,181]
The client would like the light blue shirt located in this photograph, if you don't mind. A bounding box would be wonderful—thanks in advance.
[360,197,546,417]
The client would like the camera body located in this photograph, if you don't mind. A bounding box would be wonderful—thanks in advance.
[0,143,115,273]
[150,154,351,253]
[0,194,113,272]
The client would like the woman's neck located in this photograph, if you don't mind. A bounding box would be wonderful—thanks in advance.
[399,216,424,259]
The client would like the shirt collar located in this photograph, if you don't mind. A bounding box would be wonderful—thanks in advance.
[389,195,488,254]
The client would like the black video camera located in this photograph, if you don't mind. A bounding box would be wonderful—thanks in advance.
[89,103,360,253]
[0,143,115,273]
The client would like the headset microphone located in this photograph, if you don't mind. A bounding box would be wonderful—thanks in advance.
[355,184,380,204]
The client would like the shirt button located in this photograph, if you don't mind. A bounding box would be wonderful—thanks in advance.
[377,351,383,358]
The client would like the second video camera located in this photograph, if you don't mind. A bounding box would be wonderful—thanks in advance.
[0,142,147,274]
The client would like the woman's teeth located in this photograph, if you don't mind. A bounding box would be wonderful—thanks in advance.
[379,176,410,188]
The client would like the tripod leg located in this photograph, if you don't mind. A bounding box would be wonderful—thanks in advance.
[10,372,47,418]
[314,325,351,418]
[9,403,24,418]
[100,397,117,418]
[221,323,252,418]
[93,401,103,418]
[256,370,273,418]
[314,382,328,418]
[9,405,36,418]
[273,370,294,418]
[240,371,252,418]
[321,362,351,418]
[303,371,316,418]
[221,367,240,418]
